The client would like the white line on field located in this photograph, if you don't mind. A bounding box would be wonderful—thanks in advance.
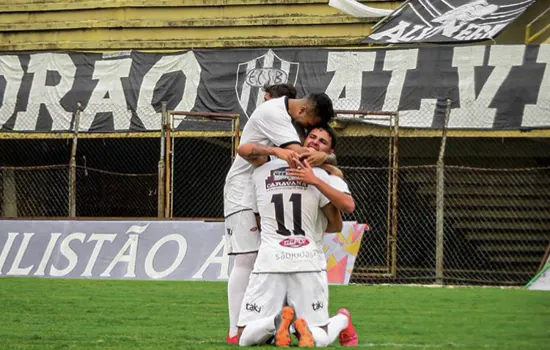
[358,343,461,348]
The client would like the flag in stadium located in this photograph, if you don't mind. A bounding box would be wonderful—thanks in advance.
[362,0,536,44]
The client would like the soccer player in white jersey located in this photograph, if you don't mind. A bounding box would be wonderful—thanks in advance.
[224,92,335,344]
[236,127,359,347]
[235,155,341,347]
[237,127,354,216]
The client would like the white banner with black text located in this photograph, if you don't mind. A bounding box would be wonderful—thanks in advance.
[0,220,366,284]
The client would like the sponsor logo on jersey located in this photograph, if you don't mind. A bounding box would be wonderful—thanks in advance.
[279,236,310,248]
[245,302,262,313]
[265,167,307,190]
[226,228,233,236]
[312,301,324,311]
[275,251,318,261]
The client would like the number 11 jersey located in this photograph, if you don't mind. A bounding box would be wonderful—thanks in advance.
[248,159,331,274]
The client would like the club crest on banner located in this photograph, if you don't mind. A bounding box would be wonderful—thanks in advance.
[235,49,299,118]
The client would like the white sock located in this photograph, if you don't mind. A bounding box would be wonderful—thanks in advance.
[310,326,330,347]
[239,316,276,346]
[227,253,257,337]
[326,314,348,343]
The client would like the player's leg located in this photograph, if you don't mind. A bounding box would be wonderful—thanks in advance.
[237,273,286,346]
[289,271,358,347]
[287,272,330,347]
[331,308,358,346]
[225,210,260,342]
[307,309,358,347]
[227,253,257,341]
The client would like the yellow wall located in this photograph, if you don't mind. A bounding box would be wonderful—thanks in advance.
[2,0,547,51]
[0,0,402,51]
[496,0,550,44]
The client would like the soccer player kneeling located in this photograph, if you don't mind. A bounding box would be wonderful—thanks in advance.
[236,157,358,347]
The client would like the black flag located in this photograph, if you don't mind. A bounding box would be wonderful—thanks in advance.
[362,0,535,44]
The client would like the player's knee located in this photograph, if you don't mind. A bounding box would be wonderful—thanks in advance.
[234,252,257,269]
[314,337,330,347]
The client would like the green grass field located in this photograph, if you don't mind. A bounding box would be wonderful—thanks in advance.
[0,278,548,349]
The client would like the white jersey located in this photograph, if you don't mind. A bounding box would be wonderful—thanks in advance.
[317,175,352,234]
[249,159,331,273]
[330,175,351,195]
[224,97,300,216]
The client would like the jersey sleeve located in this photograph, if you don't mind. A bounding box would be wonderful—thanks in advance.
[250,180,259,214]
[243,172,259,214]
[316,170,331,208]
[330,175,351,194]
[254,107,301,148]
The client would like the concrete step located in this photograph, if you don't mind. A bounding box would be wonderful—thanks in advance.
[0,0,401,50]
[464,233,550,242]
[446,209,550,220]
[478,243,547,253]
[0,24,373,50]
[0,15,371,32]
[3,0,396,12]
[455,221,549,231]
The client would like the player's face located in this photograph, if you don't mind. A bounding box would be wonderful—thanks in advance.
[304,128,333,154]
[264,92,272,101]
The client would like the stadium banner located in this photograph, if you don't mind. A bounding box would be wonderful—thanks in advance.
[0,45,548,132]
[363,0,536,44]
[0,220,366,284]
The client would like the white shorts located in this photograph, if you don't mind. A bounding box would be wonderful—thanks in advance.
[237,272,329,328]
[225,210,260,255]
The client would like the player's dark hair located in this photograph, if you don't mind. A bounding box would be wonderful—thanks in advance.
[306,126,338,149]
[262,83,297,99]
[306,92,334,126]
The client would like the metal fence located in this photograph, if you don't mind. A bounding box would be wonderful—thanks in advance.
[167,109,240,219]
[1,100,549,286]
[332,99,550,286]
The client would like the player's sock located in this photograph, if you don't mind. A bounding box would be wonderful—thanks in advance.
[227,253,257,337]
[310,326,330,347]
[326,313,349,343]
[239,316,276,346]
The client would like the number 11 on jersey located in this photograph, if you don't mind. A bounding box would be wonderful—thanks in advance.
[271,193,305,236]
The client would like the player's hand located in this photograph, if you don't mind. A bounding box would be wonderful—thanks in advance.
[273,148,299,168]
[302,149,328,167]
[286,159,321,186]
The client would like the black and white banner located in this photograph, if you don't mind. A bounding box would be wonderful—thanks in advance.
[363,0,535,44]
[0,45,549,132]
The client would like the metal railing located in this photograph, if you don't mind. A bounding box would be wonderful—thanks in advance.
[525,5,550,44]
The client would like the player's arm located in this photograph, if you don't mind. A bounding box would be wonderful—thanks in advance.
[284,143,330,167]
[253,108,328,166]
[254,213,261,232]
[236,143,270,167]
[326,153,337,166]
[237,142,299,168]
[320,163,343,179]
[248,175,261,232]
[321,203,343,233]
[287,159,355,214]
